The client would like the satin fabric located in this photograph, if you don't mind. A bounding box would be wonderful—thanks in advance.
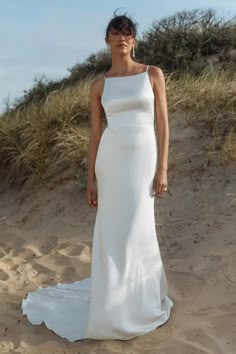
[21,65,174,342]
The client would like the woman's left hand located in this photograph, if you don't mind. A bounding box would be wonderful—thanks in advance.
[152,168,168,197]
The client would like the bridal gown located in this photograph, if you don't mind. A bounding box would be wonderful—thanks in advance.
[21,65,174,342]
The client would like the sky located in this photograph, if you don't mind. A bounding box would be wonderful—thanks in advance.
[0,0,235,113]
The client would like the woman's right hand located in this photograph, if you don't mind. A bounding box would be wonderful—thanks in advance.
[86,179,98,208]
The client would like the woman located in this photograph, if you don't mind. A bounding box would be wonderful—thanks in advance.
[21,11,174,342]
[85,11,174,339]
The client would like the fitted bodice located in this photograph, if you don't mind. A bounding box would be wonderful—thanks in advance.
[101,67,155,129]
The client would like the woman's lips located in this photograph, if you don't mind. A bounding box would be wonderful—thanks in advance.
[117,44,127,47]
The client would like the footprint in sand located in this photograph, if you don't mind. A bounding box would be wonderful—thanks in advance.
[58,243,86,256]
[38,235,58,255]
[31,263,55,277]
[56,242,91,263]
[60,266,77,280]
[67,244,85,256]
[0,268,9,281]
[12,245,37,259]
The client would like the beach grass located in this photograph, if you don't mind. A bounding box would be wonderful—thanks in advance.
[0,68,235,188]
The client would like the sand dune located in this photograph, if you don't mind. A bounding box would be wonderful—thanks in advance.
[0,114,236,353]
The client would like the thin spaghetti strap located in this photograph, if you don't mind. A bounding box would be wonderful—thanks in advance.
[146,65,149,72]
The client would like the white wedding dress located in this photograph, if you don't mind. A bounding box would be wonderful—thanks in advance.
[21,65,174,342]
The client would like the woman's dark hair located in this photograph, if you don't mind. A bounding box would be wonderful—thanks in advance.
[105,8,138,39]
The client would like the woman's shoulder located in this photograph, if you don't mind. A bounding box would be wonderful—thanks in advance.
[148,65,165,88]
[90,74,104,87]
[148,65,164,77]
[89,74,105,95]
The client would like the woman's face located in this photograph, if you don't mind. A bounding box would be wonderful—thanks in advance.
[105,27,135,56]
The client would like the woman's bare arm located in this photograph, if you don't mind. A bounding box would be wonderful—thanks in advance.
[151,66,169,172]
[87,77,105,183]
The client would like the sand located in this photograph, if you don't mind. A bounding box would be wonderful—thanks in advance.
[0,113,236,354]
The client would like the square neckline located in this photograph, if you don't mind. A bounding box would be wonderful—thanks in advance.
[101,65,154,103]
[104,65,149,79]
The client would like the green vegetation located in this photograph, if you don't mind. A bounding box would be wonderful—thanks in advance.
[0,8,235,189]
[0,82,91,187]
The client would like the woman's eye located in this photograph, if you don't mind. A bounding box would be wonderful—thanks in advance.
[111,31,131,37]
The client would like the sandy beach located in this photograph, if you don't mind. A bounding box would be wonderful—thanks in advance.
[0,113,236,354]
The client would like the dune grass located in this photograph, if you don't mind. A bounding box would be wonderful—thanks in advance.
[0,80,91,188]
[0,69,235,189]
[167,69,236,163]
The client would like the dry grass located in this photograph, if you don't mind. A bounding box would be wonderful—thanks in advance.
[0,79,91,188]
[0,69,235,189]
[167,69,236,164]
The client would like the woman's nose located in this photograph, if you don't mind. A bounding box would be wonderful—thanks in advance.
[118,33,126,39]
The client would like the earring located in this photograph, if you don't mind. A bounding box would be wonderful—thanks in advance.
[132,45,135,58]
[107,44,111,54]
